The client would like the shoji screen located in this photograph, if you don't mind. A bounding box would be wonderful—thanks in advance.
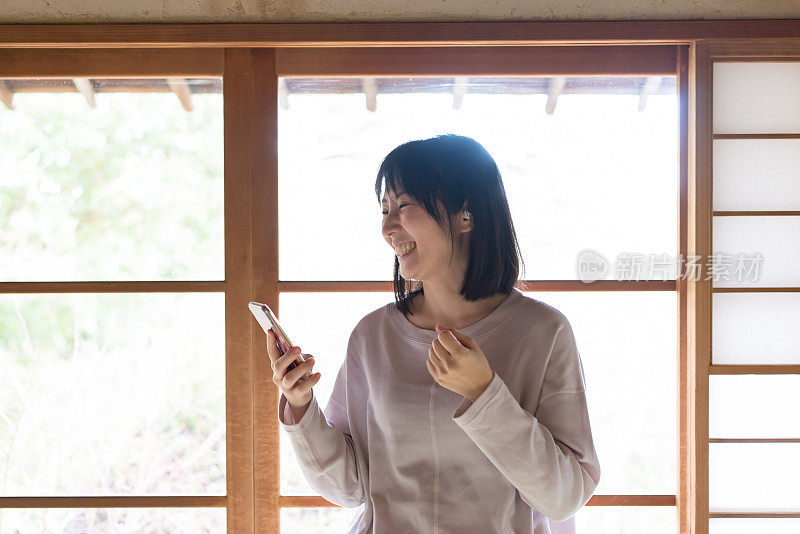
[709,59,800,533]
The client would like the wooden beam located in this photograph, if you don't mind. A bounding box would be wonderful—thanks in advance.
[276,46,676,77]
[72,77,96,107]
[3,21,800,48]
[0,48,224,77]
[0,80,14,109]
[637,75,662,111]
[167,77,193,111]
[545,76,565,114]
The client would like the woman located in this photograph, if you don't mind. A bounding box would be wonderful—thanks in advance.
[271,134,600,534]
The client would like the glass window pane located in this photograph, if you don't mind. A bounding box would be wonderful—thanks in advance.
[281,506,361,533]
[280,505,679,534]
[713,62,800,134]
[280,290,677,496]
[0,78,224,281]
[711,518,800,534]
[0,293,226,495]
[278,76,677,281]
[713,139,800,211]
[279,291,395,495]
[0,508,225,532]
[710,443,800,509]
[564,506,676,534]
[711,375,800,438]
[712,216,800,288]
[712,292,800,365]
[525,291,677,495]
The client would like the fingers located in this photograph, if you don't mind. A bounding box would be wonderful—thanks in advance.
[435,331,463,353]
[272,346,303,375]
[428,346,446,372]
[290,369,322,397]
[281,357,317,391]
[266,328,298,364]
[283,355,315,386]
[430,340,450,368]
[266,328,280,362]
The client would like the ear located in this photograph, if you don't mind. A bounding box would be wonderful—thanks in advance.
[460,201,473,233]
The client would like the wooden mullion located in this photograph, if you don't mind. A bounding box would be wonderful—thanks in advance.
[677,43,690,534]
[224,47,255,534]
[710,510,800,519]
[0,496,225,508]
[278,494,677,508]
[249,47,280,534]
[276,280,676,292]
[712,133,800,139]
[713,287,800,293]
[687,39,712,534]
[0,281,225,294]
[709,365,800,375]
[713,211,800,216]
[709,438,800,443]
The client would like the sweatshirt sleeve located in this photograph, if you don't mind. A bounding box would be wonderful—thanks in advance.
[451,317,601,522]
[278,346,366,508]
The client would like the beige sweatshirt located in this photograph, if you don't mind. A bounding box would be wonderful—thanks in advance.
[279,287,600,533]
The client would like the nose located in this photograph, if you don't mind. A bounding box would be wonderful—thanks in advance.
[381,209,401,241]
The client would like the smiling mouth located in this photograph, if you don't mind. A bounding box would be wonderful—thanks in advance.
[394,241,417,258]
[395,242,417,257]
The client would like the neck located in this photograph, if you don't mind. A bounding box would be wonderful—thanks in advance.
[410,282,510,331]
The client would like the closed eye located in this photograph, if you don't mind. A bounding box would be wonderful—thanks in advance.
[381,203,409,215]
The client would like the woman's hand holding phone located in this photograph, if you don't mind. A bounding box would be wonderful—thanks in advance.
[267,327,321,421]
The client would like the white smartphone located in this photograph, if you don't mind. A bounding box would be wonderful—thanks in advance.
[248,301,311,383]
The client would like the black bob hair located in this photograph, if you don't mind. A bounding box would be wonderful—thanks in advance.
[374,134,526,318]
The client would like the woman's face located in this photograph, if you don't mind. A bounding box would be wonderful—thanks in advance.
[381,188,468,282]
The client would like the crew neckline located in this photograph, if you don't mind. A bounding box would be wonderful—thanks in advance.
[387,286,525,343]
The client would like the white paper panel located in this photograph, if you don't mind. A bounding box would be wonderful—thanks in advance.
[710,375,800,437]
[712,216,800,288]
[711,519,800,534]
[713,139,800,211]
[713,62,800,134]
[712,292,800,364]
[710,443,800,509]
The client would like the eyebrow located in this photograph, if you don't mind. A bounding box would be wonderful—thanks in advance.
[381,190,407,203]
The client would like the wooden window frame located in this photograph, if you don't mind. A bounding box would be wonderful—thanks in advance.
[1,20,800,534]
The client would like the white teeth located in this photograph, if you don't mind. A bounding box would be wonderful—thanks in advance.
[395,242,417,256]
